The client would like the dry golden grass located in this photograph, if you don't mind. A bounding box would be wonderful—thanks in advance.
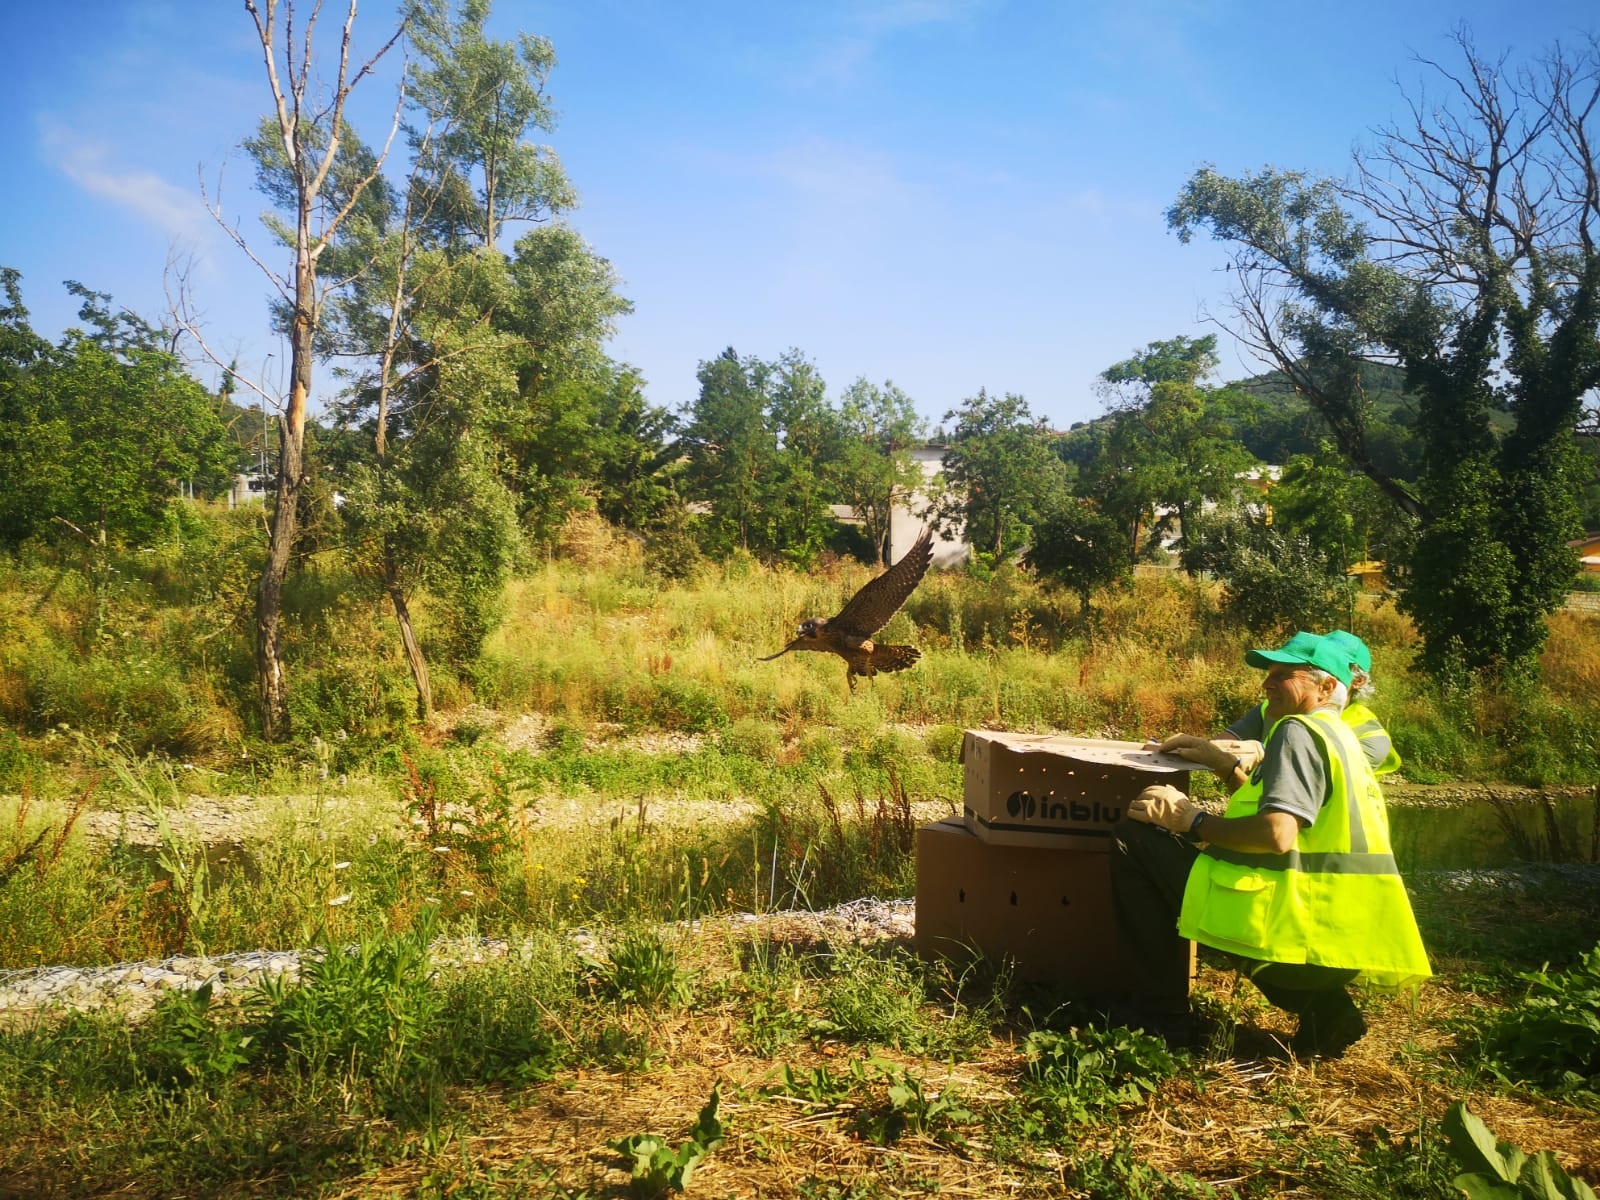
[343,936,1600,1200]
[1540,609,1600,695]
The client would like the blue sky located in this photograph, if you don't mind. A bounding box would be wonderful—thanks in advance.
[2,0,1595,431]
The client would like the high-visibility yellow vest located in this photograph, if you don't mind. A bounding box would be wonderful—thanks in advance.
[1250,697,1400,776]
[1342,700,1401,776]
[1178,709,1431,989]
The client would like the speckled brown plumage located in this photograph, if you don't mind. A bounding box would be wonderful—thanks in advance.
[759,528,934,688]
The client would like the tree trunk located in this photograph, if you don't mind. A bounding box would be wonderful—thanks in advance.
[386,550,432,720]
[256,279,312,740]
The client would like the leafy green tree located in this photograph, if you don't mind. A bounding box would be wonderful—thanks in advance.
[585,368,681,532]
[1169,34,1600,682]
[832,378,926,566]
[930,388,1068,563]
[405,0,576,252]
[497,225,636,543]
[0,270,57,548]
[0,275,237,550]
[1085,335,1258,566]
[763,351,843,568]
[679,349,777,557]
[1183,511,1355,636]
[322,0,632,717]
[1229,362,1424,479]
[1024,497,1131,615]
[1270,441,1412,576]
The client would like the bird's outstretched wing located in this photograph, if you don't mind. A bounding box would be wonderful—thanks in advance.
[830,527,935,638]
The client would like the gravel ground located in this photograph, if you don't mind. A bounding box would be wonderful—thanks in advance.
[10,863,1600,1024]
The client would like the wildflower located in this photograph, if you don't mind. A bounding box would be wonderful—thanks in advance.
[328,894,352,907]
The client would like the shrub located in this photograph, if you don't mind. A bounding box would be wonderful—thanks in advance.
[723,717,780,761]
[1019,1024,1183,1124]
[1476,941,1600,1098]
[252,921,443,1121]
[586,929,696,1008]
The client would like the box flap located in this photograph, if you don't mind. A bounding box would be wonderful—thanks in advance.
[961,731,1195,774]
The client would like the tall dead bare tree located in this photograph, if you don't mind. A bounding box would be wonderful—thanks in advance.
[218,0,405,738]
[1170,31,1600,681]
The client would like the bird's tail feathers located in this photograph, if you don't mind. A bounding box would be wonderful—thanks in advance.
[870,644,921,673]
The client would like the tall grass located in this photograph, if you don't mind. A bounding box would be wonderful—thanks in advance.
[2,506,1598,786]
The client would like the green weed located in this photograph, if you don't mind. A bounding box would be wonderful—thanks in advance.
[141,981,255,1087]
[253,917,444,1122]
[812,944,991,1056]
[771,1061,855,1109]
[1060,1139,1217,1199]
[585,928,696,1008]
[611,1084,725,1198]
[846,1057,975,1148]
[1019,1024,1183,1124]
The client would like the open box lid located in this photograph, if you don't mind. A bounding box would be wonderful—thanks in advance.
[958,732,1196,774]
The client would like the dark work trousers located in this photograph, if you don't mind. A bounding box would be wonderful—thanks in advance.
[1108,817,1358,1017]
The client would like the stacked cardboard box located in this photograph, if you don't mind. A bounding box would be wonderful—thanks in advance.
[915,732,1196,1001]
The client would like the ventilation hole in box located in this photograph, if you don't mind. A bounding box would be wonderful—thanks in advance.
[1060,896,1071,907]
[958,888,966,903]
[1009,891,1018,906]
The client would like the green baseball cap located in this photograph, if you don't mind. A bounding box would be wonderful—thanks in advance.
[1323,629,1372,675]
[1244,631,1354,686]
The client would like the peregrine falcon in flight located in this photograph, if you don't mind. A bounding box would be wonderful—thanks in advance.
[760,527,935,688]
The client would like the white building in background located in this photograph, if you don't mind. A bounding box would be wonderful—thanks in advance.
[826,444,970,567]
[889,444,969,567]
[229,473,270,508]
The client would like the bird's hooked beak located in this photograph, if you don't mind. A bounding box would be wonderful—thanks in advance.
[758,639,802,662]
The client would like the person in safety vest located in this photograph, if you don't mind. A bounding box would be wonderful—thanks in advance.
[1109,631,1431,1059]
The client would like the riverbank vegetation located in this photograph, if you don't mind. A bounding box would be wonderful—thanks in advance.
[2,522,1599,1195]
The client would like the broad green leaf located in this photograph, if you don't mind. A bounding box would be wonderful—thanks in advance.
[1444,1102,1526,1183]
[1451,1175,1520,1200]
[1523,1150,1600,1200]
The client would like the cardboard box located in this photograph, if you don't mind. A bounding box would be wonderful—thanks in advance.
[961,731,1194,850]
[914,818,1192,999]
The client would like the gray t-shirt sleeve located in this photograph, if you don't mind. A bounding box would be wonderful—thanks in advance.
[1226,705,1265,741]
[1256,720,1328,827]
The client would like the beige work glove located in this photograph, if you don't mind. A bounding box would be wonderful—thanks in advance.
[1213,738,1264,775]
[1126,784,1200,835]
[1153,734,1261,778]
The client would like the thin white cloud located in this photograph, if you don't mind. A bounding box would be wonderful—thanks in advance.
[794,0,990,88]
[38,116,210,243]
[858,0,986,35]
[763,135,914,209]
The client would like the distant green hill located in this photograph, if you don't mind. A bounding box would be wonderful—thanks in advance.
[1230,361,1422,479]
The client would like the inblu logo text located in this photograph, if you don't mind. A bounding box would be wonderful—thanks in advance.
[1005,791,1121,823]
